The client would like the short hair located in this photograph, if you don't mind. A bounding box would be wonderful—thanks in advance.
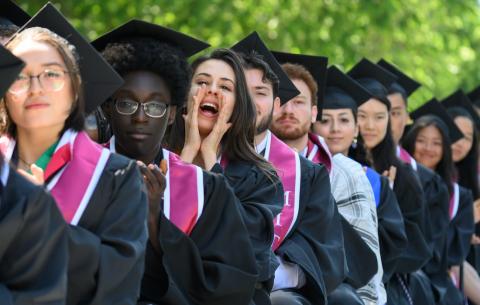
[239,51,279,99]
[282,63,317,107]
[2,27,85,137]
[101,37,191,107]
[0,25,18,42]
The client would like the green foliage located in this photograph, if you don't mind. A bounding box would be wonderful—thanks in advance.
[20,0,480,109]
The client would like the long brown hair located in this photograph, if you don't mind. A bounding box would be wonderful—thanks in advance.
[168,48,275,176]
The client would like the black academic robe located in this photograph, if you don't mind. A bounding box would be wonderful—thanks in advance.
[0,166,68,305]
[139,155,258,305]
[376,175,408,282]
[213,160,284,305]
[447,186,474,267]
[60,154,148,305]
[274,157,346,305]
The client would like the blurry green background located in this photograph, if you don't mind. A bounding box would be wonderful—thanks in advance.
[18,0,480,109]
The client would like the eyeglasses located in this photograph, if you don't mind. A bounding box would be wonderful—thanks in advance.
[114,98,169,118]
[8,69,71,95]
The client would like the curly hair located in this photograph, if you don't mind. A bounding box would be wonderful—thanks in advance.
[100,37,191,106]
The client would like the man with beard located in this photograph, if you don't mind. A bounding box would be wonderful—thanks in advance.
[270,52,383,305]
[232,32,346,305]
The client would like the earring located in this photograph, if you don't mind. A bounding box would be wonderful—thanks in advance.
[352,137,358,149]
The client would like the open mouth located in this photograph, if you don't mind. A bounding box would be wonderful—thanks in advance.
[199,102,219,117]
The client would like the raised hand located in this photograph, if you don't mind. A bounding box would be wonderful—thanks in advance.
[200,91,233,170]
[180,85,206,163]
[382,165,397,189]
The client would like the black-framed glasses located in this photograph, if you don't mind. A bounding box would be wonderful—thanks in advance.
[114,97,169,118]
[8,69,71,95]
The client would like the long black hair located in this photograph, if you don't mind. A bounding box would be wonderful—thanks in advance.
[168,48,275,176]
[349,78,399,173]
[402,115,455,195]
[448,107,479,199]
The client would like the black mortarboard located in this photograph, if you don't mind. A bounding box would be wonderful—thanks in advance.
[230,31,300,105]
[347,58,397,90]
[0,0,30,27]
[17,3,123,113]
[410,98,463,143]
[441,89,480,130]
[272,50,328,119]
[324,65,372,110]
[0,44,24,95]
[377,58,420,98]
[91,19,210,57]
[467,86,480,108]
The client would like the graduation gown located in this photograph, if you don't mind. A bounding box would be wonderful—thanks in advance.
[0,165,68,305]
[274,157,346,304]
[213,159,284,304]
[375,174,408,282]
[1,131,148,305]
[139,150,258,305]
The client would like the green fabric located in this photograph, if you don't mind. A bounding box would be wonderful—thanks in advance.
[33,140,59,172]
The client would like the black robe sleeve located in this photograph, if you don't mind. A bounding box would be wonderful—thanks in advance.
[66,155,148,305]
[392,163,431,273]
[140,171,258,305]
[0,168,68,305]
[447,186,474,266]
[275,160,346,304]
[212,161,284,284]
[376,175,407,282]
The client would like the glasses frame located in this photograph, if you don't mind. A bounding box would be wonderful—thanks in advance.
[8,69,71,95]
[113,98,170,118]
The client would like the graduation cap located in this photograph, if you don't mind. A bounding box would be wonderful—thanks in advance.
[230,31,300,105]
[0,44,24,96]
[0,0,30,27]
[347,58,397,90]
[410,98,463,143]
[91,19,210,57]
[324,65,372,110]
[441,89,480,130]
[377,58,420,98]
[272,50,328,119]
[16,3,123,114]
[467,86,480,108]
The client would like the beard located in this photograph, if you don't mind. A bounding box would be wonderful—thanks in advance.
[256,108,273,135]
[270,114,311,141]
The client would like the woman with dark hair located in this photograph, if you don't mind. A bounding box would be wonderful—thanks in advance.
[169,48,284,305]
[403,100,475,305]
[0,5,148,304]
[0,43,68,305]
[347,59,432,305]
[95,21,259,305]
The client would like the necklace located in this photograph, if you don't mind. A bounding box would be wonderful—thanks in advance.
[18,156,34,170]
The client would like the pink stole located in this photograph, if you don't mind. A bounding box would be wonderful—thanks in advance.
[263,132,301,251]
[1,130,111,225]
[306,133,332,173]
[106,137,204,235]
[396,146,418,171]
[163,149,204,235]
[449,183,460,220]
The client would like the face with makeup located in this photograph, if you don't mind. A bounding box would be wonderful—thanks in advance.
[314,108,358,155]
[451,116,474,162]
[4,38,75,133]
[104,70,176,161]
[189,59,236,137]
[244,68,280,135]
[413,124,443,170]
[357,98,389,150]
[271,78,317,141]
[388,92,409,144]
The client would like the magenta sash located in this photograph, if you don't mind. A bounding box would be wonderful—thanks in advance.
[396,146,418,171]
[306,133,332,173]
[449,183,460,220]
[264,132,301,251]
[163,149,204,235]
[1,131,110,225]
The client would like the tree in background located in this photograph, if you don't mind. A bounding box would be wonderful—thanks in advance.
[19,0,480,109]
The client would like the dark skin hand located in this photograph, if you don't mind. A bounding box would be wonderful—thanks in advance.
[138,159,168,253]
